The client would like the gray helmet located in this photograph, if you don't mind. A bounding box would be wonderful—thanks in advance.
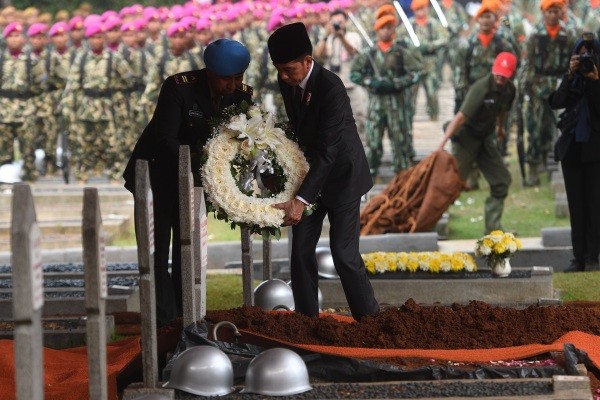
[287,280,323,310]
[241,348,312,396]
[316,247,338,278]
[254,279,295,311]
[162,346,234,396]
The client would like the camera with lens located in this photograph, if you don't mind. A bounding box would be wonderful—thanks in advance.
[579,32,597,75]
[332,22,341,31]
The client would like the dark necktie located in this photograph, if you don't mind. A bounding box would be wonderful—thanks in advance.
[293,85,303,119]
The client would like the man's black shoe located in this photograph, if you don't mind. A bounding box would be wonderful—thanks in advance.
[564,259,584,273]
[585,261,600,272]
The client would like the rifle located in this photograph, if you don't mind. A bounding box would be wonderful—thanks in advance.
[516,89,526,185]
[348,12,382,78]
[393,0,421,47]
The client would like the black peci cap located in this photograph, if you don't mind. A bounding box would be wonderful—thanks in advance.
[267,22,313,64]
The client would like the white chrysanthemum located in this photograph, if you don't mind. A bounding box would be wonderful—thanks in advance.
[202,108,309,228]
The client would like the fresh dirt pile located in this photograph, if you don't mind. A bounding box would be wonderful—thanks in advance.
[205,299,600,349]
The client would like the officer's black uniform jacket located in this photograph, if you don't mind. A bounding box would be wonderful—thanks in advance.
[123,68,253,193]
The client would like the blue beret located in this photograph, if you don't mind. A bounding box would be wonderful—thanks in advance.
[204,39,250,76]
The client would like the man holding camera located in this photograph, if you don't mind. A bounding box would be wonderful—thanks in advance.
[314,9,367,141]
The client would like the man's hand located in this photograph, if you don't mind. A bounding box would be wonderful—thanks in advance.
[272,198,306,226]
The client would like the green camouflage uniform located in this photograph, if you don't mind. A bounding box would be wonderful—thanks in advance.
[62,48,134,181]
[519,21,576,181]
[432,0,469,79]
[140,50,201,117]
[408,17,449,119]
[119,44,155,151]
[582,6,600,38]
[0,49,45,181]
[351,40,425,175]
[32,48,69,174]
[454,32,516,113]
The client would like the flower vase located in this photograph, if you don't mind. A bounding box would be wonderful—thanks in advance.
[490,258,511,277]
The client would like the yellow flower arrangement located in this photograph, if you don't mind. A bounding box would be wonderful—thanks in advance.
[474,230,522,267]
[362,251,477,275]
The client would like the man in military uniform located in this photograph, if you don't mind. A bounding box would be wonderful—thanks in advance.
[438,52,517,234]
[351,14,424,178]
[140,23,201,118]
[434,0,469,80]
[519,0,577,186]
[0,22,45,181]
[123,39,252,327]
[408,0,449,121]
[62,22,134,181]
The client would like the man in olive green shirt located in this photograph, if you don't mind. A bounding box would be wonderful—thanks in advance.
[438,52,517,234]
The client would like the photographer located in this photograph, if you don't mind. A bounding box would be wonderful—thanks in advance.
[549,33,600,272]
[314,9,367,140]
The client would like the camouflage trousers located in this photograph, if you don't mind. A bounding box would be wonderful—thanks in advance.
[113,91,133,174]
[71,119,120,181]
[365,95,415,176]
[32,113,61,174]
[410,71,440,120]
[525,95,557,165]
[0,121,38,181]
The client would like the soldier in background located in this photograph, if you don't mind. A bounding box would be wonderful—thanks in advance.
[434,0,469,80]
[119,20,155,153]
[519,0,576,186]
[68,16,86,50]
[454,0,516,114]
[62,22,134,181]
[351,14,425,178]
[0,22,45,181]
[140,22,201,118]
[408,0,449,121]
[314,9,367,140]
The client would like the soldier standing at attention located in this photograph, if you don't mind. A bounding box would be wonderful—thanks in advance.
[62,22,134,182]
[67,16,86,50]
[434,0,469,80]
[351,13,424,179]
[0,22,45,181]
[140,23,200,118]
[438,53,517,234]
[454,0,516,114]
[408,0,449,121]
[519,0,576,186]
[123,39,252,327]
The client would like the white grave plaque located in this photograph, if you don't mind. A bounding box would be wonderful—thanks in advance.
[99,228,108,299]
[147,189,155,254]
[29,223,44,311]
[200,214,208,268]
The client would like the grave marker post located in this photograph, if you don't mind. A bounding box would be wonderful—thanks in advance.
[193,187,207,321]
[82,187,108,400]
[11,183,44,400]
[179,146,196,327]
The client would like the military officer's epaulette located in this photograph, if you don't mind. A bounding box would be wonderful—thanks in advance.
[173,71,200,85]
[237,83,253,96]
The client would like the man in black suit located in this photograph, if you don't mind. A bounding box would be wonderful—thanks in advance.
[123,39,253,327]
[268,23,379,321]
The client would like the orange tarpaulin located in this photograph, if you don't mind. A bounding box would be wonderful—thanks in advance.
[241,313,600,370]
[0,336,141,400]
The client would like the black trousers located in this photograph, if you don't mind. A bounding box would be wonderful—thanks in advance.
[291,198,379,320]
[562,144,600,265]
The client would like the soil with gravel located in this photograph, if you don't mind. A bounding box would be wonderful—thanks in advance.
[205,299,600,349]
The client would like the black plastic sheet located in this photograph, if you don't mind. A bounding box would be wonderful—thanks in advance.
[164,321,590,384]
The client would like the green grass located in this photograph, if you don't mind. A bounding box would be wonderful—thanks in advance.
[446,147,570,239]
[204,273,600,311]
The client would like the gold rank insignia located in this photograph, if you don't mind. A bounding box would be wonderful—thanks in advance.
[237,83,254,96]
[174,72,199,85]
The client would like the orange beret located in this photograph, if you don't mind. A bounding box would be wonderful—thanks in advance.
[411,0,430,10]
[374,14,398,30]
[540,0,565,10]
[375,4,396,18]
[475,0,501,17]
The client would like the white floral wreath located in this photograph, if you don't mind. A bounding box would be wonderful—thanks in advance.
[202,105,309,229]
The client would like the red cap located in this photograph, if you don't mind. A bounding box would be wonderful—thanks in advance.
[492,52,517,78]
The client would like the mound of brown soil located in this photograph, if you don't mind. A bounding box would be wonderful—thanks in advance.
[205,299,600,349]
